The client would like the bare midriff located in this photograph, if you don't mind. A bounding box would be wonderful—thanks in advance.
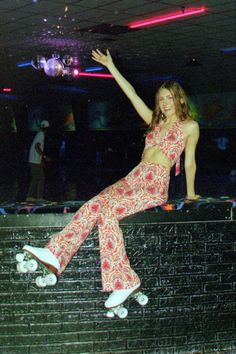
[141,146,172,171]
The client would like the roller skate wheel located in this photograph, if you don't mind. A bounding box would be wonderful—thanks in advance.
[17,261,28,273]
[117,307,128,319]
[26,259,38,272]
[16,253,25,263]
[45,273,57,286]
[106,310,115,318]
[35,276,47,287]
[136,293,148,306]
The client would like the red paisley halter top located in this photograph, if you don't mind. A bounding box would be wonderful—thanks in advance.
[145,120,185,175]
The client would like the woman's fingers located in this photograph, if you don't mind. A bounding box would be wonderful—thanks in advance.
[92,57,100,63]
[92,49,103,59]
[92,51,105,62]
[92,49,112,66]
[96,49,104,55]
[91,54,102,64]
[91,50,101,58]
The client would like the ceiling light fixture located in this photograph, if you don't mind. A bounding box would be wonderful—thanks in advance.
[129,6,206,29]
[29,53,113,79]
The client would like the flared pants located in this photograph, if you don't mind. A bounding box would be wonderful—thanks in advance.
[46,162,170,291]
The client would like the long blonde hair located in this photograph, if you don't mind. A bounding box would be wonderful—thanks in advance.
[149,80,192,131]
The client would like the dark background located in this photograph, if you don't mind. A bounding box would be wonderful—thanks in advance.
[0,86,235,202]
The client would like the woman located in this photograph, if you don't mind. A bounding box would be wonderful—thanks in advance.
[19,49,200,311]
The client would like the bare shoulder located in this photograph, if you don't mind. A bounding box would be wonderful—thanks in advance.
[182,119,199,137]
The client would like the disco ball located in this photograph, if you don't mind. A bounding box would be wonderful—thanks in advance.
[31,55,46,70]
[44,58,64,77]
[62,54,73,66]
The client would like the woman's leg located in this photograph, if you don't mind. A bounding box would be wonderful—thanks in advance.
[98,162,170,291]
[45,175,138,274]
[98,205,140,292]
[46,162,169,287]
[46,196,103,274]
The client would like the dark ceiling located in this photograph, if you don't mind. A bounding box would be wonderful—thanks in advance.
[0,0,235,99]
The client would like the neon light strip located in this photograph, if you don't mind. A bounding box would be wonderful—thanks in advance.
[129,6,206,29]
[0,93,17,100]
[17,61,32,67]
[222,47,236,53]
[79,72,113,78]
[85,66,103,72]
[3,88,12,92]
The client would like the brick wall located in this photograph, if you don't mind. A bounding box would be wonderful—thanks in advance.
[0,209,235,354]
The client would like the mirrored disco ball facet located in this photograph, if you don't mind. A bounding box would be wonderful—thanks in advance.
[31,55,46,70]
[52,52,60,59]
[44,58,64,77]
[62,54,73,66]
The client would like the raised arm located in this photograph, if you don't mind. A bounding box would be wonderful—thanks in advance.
[92,49,153,125]
[184,120,200,200]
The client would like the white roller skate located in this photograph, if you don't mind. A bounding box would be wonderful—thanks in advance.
[105,283,148,319]
[16,245,60,288]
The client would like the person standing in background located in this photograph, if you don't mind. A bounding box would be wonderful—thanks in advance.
[26,120,50,202]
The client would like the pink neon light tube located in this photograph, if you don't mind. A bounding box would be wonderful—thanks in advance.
[129,6,206,29]
[79,72,113,78]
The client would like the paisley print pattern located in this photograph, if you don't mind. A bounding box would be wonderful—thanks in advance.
[46,162,170,292]
[145,120,185,175]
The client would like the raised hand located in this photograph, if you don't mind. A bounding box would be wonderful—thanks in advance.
[92,49,153,124]
[91,49,113,68]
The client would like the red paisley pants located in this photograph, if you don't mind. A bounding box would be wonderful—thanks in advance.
[46,162,170,291]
